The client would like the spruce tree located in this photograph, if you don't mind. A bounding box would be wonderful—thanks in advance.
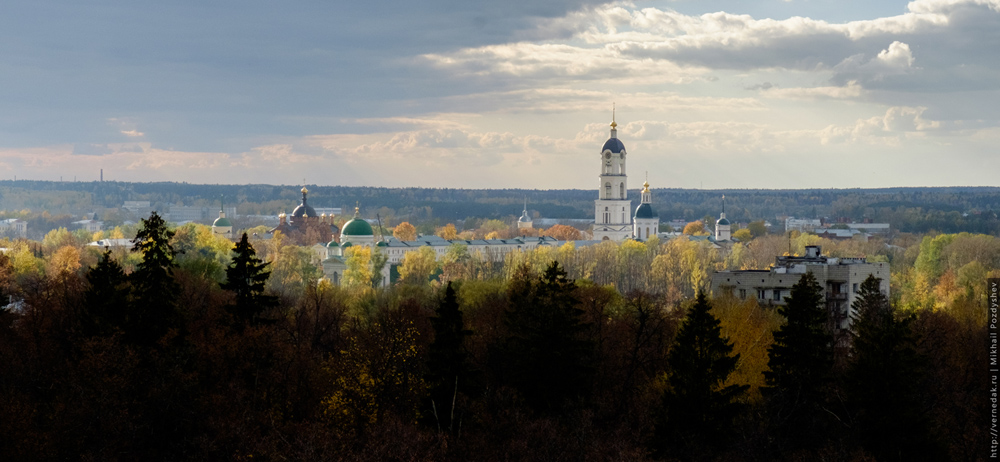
[82,249,130,336]
[659,292,747,455]
[128,212,180,345]
[426,282,470,432]
[504,261,593,413]
[221,233,278,325]
[764,271,833,447]
[846,275,943,461]
[765,271,832,401]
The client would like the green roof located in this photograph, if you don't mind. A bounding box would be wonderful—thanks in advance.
[341,218,373,236]
[327,240,339,248]
[213,217,232,227]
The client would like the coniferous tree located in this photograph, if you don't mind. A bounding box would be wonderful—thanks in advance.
[764,271,833,447]
[504,261,593,413]
[846,275,943,461]
[765,271,832,399]
[659,292,747,456]
[128,212,180,345]
[221,233,278,325]
[82,249,130,336]
[426,282,471,432]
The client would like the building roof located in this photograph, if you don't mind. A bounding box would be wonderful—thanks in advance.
[716,217,730,226]
[341,217,373,236]
[602,137,626,153]
[213,217,232,227]
[634,203,657,219]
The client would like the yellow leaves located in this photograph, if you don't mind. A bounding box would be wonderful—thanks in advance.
[711,295,783,402]
[398,246,438,285]
[436,223,458,240]
[343,246,373,288]
[322,321,424,430]
[393,222,417,241]
[47,245,81,277]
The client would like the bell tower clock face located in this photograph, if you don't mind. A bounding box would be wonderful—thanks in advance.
[604,152,611,159]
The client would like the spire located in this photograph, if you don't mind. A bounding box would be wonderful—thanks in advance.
[721,194,726,219]
[610,103,618,138]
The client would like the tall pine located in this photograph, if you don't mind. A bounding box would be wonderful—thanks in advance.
[845,275,943,461]
[82,249,130,337]
[504,261,593,414]
[221,233,278,325]
[426,282,471,433]
[659,292,747,457]
[764,271,833,447]
[128,212,180,346]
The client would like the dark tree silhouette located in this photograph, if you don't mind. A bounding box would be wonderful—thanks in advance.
[81,249,130,336]
[845,275,943,461]
[658,292,747,457]
[504,261,594,413]
[221,233,277,325]
[128,212,180,345]
[765,271,832,399]
[764,271,834,448]
[426,282,471,433]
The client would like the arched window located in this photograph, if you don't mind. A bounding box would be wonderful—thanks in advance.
[619,183,625,198]
[605,182,611,198]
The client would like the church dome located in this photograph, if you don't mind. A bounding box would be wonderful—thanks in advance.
[292,186,316,217]
[518,209,532,223]
[326,240,339,248]
[602,138,626,154]
[341,207,374,236]
[717,216,731,226]
[213,216,232,227]
[634,203,657,219]
[292,203,316,218]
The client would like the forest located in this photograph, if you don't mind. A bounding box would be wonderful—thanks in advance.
[0,212,990,461]
[1,181,998,236]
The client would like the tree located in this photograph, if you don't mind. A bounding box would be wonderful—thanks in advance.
[845,275,943,460]
[342,246,373,288]
[747,220,768,238]
[659,292,747,456]
[370,247,388,288]
[436,223,458,240]
[221,233,278,325]
[398,246,438,285]
[393,222,417,241]
[504,261,593,413]
[540,224,582,241]
[763,271,833,446]
[682,220,706,236]
[732,228,752,242]
[129,212,180,345]
[426,282,471,433]
[82,250,130,336]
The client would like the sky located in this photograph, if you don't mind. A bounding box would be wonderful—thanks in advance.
[2,0,999,189]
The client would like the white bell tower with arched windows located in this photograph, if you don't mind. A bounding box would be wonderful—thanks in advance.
[593,112,633,241]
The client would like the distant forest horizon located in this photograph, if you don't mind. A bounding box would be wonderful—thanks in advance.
[1,180,998,235]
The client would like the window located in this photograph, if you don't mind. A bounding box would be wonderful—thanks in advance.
[739,289,747,299]
[852,283,858,293]
[605,182,611,197]
[773,289,781,301]
[757,289,766,299]
[619,183,625,198]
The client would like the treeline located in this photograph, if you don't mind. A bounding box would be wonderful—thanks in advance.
[1,181,998,234]
[0,214,989,461]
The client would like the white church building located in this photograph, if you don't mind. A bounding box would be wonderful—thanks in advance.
[592,116,660,241]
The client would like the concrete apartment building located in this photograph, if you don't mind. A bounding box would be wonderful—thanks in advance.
[710,245,889,346]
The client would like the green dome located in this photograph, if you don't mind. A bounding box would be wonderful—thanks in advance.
[341,217,373,236]
[213,217,232,227]
[716,217,730,226]
[376,240,388,247]
[326,240,339,248]
[341,242,353,248]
